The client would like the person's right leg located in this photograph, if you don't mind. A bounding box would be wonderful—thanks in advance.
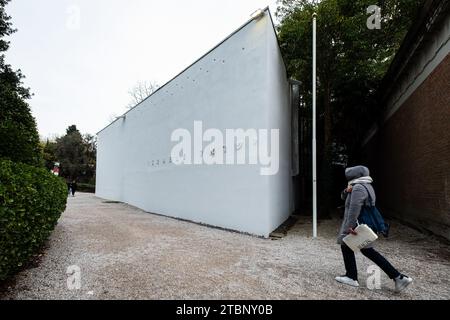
[335,244,359,287]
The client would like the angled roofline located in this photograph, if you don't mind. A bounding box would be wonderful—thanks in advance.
[97,7,284,135]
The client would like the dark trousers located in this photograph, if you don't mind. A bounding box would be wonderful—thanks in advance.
[341,244,400,281]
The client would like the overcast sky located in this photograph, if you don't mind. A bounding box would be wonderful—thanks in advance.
[5,0,278,138]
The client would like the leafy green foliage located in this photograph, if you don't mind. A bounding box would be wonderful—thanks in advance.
[0,160,67,280]
[41,139,57,171]
[276,0,422,214]
[54,125,97,182]
[77,183,95,193]
[0,85,42,166]
[0,0,15,53]
[0,0,41,167]
[277,0,422,157]
[0,1,66,281]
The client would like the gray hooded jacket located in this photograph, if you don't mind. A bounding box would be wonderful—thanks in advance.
[337,166,376,245]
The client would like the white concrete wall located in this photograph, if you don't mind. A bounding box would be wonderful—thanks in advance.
[96,11,292,237]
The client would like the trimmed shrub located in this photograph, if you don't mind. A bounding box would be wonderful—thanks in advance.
[0,159,67,280]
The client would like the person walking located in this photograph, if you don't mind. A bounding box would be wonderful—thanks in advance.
[335,165,413,293]
[71,180,77,197]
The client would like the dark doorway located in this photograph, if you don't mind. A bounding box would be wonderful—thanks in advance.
[291,81,312,215]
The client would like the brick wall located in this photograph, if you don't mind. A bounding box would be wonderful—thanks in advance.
[365,54,450,240]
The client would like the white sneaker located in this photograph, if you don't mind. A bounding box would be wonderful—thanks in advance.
[335,276,359,287]
[394,274,413,293]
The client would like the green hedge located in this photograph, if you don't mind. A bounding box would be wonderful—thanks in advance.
[77,183,95,193]
[0,160,67,281]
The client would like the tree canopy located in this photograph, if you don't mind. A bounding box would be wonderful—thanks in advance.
[53,125,97,183]
[0,0,41,167]
[276,0,422,214]
[277,0,422,157]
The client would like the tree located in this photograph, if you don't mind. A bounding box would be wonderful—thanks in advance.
[127,80,159,109]
[276,0,422,215]
[0,0,41,167]
[0,0,13,53]
[82,133,97,183]
[66,124,79,135]
[54,125,96,183]
[41,139,57,170]
[55,126,85,180]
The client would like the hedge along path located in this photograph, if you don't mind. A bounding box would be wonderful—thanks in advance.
[0,160,67,280]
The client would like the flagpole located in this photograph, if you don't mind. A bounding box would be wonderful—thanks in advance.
[312,13,318,238]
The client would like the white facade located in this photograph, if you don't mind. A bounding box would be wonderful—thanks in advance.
[96,10,293,237]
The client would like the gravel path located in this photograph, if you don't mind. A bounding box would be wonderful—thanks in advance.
[1,192,449,300]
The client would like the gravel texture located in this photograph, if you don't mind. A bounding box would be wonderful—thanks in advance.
[1,192,449,300]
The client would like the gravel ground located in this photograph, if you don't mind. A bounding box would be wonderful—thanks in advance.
[1,192,449,300]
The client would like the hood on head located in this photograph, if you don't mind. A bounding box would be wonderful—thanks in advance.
[345,166,370,181]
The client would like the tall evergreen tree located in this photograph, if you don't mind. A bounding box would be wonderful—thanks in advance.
[0,0,42,166]
[55,125,97,182]
[276,0,422,214]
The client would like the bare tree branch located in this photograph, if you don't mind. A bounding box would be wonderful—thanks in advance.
[127,81,159,109]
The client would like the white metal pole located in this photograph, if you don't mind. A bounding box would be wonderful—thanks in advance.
[312,13,318,238]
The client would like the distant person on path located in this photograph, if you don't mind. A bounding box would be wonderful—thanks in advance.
[67,181,72,196]
[71,180,77,197]
[335,165,413,292]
